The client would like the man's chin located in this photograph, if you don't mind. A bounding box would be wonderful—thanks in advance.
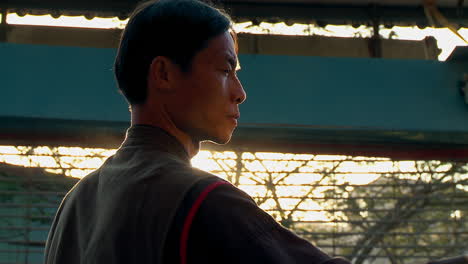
[201,134,232,145]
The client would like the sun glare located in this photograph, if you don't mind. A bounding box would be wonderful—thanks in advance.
[1,144,466,225]
[0,145,405,223]
[5,13,468,61]
[7,13,128,29]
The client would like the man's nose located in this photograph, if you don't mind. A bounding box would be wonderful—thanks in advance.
[232,76,246,104]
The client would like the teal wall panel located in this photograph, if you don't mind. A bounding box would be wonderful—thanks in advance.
[238,55,468,131]
[0,43,129,122]
[1,43,467,132]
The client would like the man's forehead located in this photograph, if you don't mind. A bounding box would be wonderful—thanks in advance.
[210,32,236,54]
[210,46,238,63]
[214,45,236,58]
[202,32,240,68]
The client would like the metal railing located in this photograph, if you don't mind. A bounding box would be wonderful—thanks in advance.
[0,146,467,264]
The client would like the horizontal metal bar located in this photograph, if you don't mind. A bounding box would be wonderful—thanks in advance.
[1,178,464,188]
[339,255,453,259]
[0,240,45,245]
[0,212,57,219]
[0,190,68,195]
[0,152,435,162]
[260,182,465,186]
[0,214,54,219]
[291,219,466,223]
[0,152,110,158]
[296,231,468,236]
[427,256,468,264]
[239,182,463,187]
[0,261,43,264]
[0,177,78,183]
[1,173,465,182]
[252,195,468,200]
[2,201,466,209]
[0,262,43,264]
[3,205,466,213]
[1,166,462,175]
[0,248,45,253]
[316,244,466,249]
[0,226,51,231]
[0,203,58,208]
[240,171,457,175]
[0,165,97,170]
[262,208,468,212]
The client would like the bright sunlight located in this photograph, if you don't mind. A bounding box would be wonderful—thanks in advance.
[5,13,468,61]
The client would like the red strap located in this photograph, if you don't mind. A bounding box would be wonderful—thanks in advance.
[180,181,229,264]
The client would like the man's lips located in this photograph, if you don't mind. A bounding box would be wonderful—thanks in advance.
[228,114,240,126]
[228,113,240,119]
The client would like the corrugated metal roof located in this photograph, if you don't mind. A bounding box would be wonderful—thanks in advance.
[1,0,467,26]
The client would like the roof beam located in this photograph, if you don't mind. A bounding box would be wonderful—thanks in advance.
[1,1,468,27]
[2,24,440,60]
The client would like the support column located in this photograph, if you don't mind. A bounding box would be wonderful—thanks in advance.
[0,9,8,42]
[368,4,382,58]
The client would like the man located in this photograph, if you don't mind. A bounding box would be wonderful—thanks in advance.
[45,0,350,263]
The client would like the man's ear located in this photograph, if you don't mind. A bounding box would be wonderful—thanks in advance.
[148,56,176,93]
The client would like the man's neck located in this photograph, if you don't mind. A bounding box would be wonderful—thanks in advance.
[130,105,200,159]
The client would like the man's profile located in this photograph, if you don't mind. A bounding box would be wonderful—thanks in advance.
[44,0,350,263]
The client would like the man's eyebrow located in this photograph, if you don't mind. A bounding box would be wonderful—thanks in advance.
[226,55,237,68]
[226,55,241,70]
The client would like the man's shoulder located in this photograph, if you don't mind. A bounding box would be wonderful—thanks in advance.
[155,159,218,182]
[65,150,221,206]
[98,147,212,185]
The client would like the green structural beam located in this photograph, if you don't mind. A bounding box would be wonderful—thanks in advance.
[1,43,467,159]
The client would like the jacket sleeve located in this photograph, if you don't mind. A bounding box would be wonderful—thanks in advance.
[169,178,351,264]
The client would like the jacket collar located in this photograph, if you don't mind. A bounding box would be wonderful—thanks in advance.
[121,125,190,164]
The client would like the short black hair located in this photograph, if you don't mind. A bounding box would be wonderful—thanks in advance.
[114,0,234,105]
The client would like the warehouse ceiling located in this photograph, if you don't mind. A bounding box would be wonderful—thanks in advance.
[1,0,467,26]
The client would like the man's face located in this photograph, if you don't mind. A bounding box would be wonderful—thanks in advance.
[167,31,246,144]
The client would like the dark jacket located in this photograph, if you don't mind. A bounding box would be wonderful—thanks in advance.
[45,125,350,264]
